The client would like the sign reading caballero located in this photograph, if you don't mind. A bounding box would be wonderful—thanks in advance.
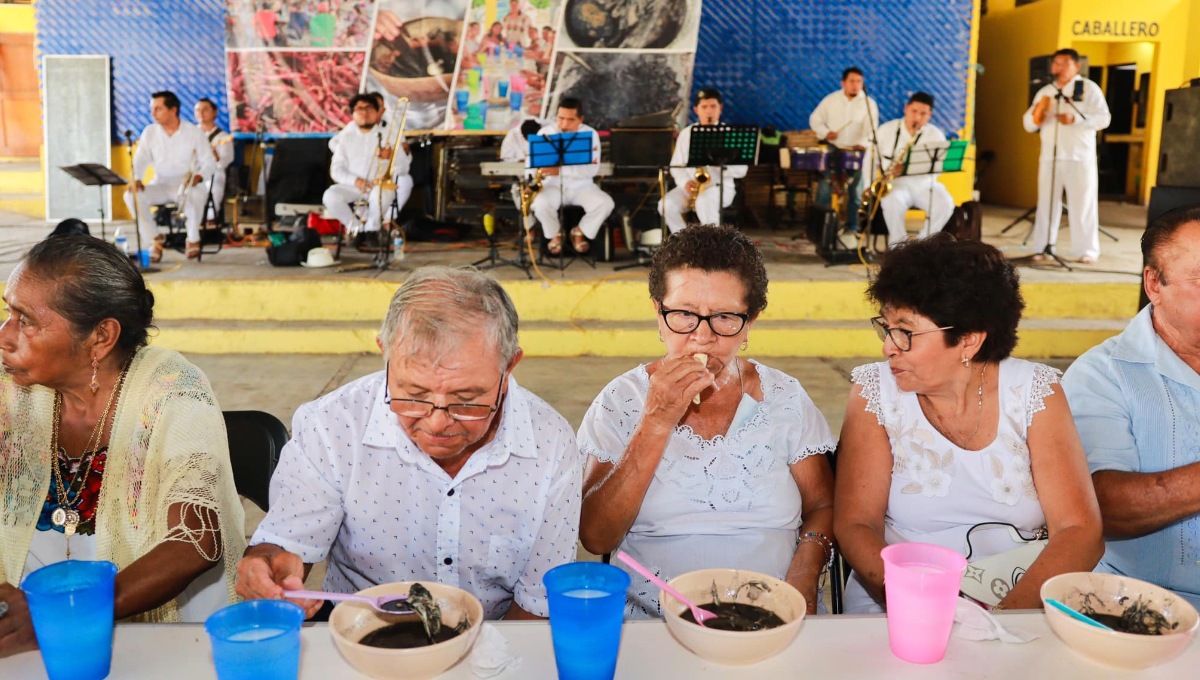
[1072,20,1160,36]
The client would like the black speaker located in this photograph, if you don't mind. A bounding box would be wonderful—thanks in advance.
[265,138,333,213]
[1157,87,1200,189]
[806,206,870,265]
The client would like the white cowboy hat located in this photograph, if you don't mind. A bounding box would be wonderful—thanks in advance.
[300,247,340,268]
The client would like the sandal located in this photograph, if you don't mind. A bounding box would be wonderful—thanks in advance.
[547,234,563,255]
[186,241,202,260]
[570,226,590,253]
[1078,255,1096,264]
[150,237,165,263]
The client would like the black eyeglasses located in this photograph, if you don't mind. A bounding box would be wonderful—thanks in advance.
[660,307,749,337]
[871,316,953,352]
[383,362,505,421]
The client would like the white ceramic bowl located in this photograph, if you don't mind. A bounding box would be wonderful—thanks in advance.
[329,581,483,680]
[660,568,806,665]
[1041,572,1198,670]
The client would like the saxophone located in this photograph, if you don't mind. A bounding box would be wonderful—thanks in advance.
[519,169,544,231]
[858,126,921,228]
[683,165,711,219]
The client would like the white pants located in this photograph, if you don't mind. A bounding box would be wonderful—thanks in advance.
[658,184,735,234]
[531,182,614,240]
[123,176,207,244]
[205,171,226,221]
[880,179,955,247]
[1031,159,1100,260]
[322,175,414,233]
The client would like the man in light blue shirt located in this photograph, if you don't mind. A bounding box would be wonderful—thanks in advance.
[1063,206,1200,608]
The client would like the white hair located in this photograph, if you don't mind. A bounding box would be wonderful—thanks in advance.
[379,266,519,369]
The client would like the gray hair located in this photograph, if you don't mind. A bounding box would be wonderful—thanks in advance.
[379,266,519,369]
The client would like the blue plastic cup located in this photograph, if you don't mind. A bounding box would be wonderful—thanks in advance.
[545,562,630,680]
[137,249,150,267]
[22,560,119,680]
[455,89,470,112]
[205,600,304,680]
[510,91,524,111]
[498,79,509,98]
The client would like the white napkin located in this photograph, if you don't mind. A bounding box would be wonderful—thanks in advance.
[468,623,522,678]
[952,597,1039,643]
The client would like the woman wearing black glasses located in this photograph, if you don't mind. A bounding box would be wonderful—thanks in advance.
[833,234,1102,614]
[578,225,837,618]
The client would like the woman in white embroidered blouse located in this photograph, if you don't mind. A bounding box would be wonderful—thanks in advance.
[833,234,1102,613]
[578,225,837,618]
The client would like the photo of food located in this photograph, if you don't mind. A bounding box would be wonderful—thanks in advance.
[363,0,466,130]
[555,0,701,51]
[546,51,693,130]
[224,0,376,50]
[448,0,562,131]
[228,51,365,133]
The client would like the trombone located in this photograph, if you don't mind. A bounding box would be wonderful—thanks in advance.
[349,97,411,236]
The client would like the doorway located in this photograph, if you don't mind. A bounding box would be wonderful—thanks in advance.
[1100,63,1136,198]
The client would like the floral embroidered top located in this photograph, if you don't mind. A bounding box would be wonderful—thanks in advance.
[36,447,107,536]
[842,358,1061,613]
[577,361,837,618]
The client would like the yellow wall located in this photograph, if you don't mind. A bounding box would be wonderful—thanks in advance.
[978,0,1200,207]
[0,4,36,33]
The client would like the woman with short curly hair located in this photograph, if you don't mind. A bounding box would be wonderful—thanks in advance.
[833,234,1102,613]
[578,225,837,618]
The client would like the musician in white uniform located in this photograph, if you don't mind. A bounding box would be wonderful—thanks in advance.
[123,91,216,261]
[322,93,413,243]
[530,98,614,254]
[809,67,879,233]
[1023,48,1111,263]
[194,98,234,224]
[867,92,955,247]
[500,114,547,214]
[657,88,748,234]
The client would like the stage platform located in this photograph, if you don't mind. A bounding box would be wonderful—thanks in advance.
[0,203,1147,358]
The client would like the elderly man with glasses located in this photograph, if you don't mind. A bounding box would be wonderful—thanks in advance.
[235,267,582,621]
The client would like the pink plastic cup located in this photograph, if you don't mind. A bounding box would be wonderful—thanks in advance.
[881,542,966,664]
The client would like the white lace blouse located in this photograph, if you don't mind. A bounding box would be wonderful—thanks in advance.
[577,361,837,618]
[843,358,1062,613]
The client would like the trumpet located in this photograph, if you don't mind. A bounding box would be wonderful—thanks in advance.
[172,150,199,223]
[683,165,710,219]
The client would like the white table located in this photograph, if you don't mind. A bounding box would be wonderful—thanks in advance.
[3,613,1196,678]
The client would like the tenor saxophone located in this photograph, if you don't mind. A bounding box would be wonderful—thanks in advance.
[683,165,711,219]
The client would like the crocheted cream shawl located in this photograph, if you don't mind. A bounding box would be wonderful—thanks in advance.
[0,345,245,622]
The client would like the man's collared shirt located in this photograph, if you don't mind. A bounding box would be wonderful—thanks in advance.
[808,90,880,150]
[328,124,412,187]
[1063,304,1200,608]
[132,121,217,183]
[251,371,583,619]
[1021,74,1112,162]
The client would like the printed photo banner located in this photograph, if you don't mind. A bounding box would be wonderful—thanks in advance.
[223,0,698,133]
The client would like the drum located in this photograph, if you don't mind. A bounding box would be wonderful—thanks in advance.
[781,146,829,171]
[832,148,865,171]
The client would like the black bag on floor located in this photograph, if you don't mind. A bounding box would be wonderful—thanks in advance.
[945,201,983,241]
[267,227,322,266]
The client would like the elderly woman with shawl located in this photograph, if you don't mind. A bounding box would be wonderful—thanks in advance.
[0,235,244,656]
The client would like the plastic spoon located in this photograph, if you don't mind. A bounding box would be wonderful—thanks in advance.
[1046,598,1114,631]
[615,551,717,627]
[283,589,411,614]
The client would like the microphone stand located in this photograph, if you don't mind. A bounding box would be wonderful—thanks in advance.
[1036,87,1072,270]
[860,85,885,250]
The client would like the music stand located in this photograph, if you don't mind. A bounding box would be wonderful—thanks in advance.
[686,124,759,217]
[60,163,126,241]
[528,131,595,272]
[897,140,968,237]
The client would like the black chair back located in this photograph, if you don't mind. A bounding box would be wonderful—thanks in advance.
[224,410,289,512]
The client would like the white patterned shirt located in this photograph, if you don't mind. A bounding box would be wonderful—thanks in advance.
[251,372,583,619]
[577,361,837,618]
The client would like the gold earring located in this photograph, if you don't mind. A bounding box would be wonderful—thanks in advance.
[658,333,664,343]
[89,358,100,393]
[961,357,970,368]
[741,340,749,351]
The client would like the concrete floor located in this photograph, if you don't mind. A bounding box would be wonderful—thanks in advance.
[1,202,1148,285]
